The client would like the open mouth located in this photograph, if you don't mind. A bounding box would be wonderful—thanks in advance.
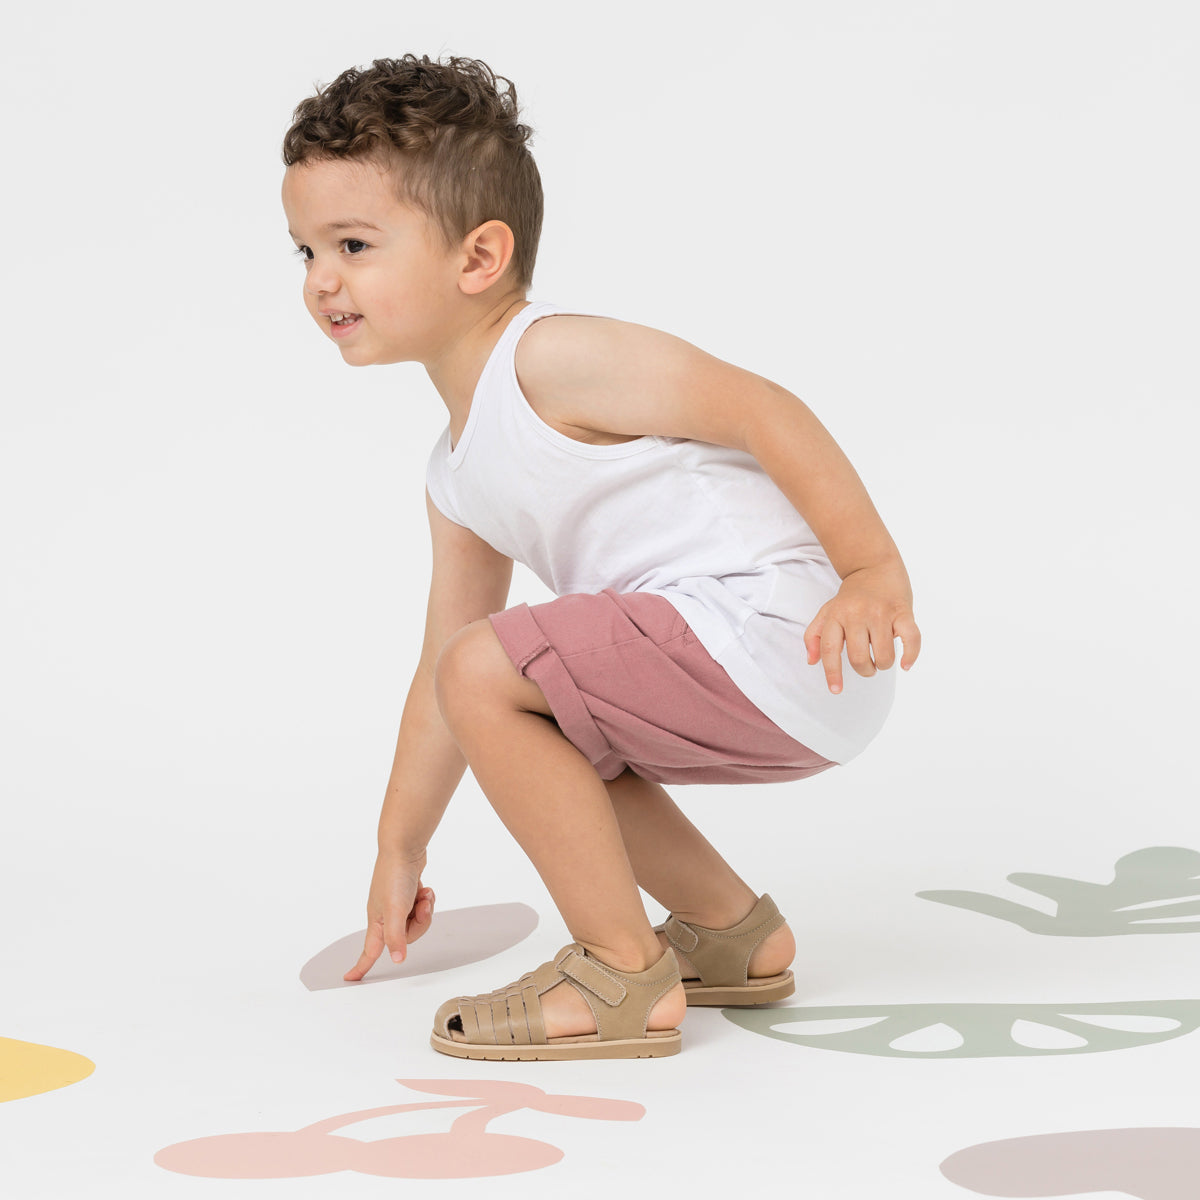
[327,312,363,338]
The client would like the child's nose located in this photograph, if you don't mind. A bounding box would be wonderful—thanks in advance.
[304,259,340,296]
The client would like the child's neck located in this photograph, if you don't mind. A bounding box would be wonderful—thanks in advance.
[426,292,529,441]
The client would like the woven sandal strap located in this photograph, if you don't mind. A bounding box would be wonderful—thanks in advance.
[442,944,680,1047]
[458,977,546,1046]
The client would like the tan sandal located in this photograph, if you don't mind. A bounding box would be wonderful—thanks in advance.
[655,893,795,1006]
[430,943,682,1061]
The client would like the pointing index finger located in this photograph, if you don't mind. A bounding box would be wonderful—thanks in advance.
[344,929,384,982]
[821,620,845,694]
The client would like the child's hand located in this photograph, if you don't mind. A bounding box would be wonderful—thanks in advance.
[804,562,921,694]
[343,848,435,982]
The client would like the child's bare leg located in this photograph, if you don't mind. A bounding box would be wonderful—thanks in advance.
[604,770,796,980]
[434,621,687,1039]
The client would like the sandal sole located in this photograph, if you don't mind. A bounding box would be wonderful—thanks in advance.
[430,1030,681,1061]
[682,970,795,1007]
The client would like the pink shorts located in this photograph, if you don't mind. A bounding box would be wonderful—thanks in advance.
[488,588,835,785]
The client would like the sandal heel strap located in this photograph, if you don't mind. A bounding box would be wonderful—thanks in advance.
[561,945,681,1042]
[661,894,787,987]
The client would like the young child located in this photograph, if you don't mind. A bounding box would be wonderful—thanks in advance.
[281,55,920,1062]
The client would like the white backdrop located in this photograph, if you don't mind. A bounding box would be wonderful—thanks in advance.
[2,4,1199,1196]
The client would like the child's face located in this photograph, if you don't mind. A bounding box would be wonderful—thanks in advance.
[282,158,459,367]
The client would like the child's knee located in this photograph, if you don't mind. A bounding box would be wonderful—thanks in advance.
[434,620,552,729]
[434,621,493,719]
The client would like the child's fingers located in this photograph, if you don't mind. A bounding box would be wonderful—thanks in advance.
[895,614,922,669]
[344,925,385,982]
[805,612,826,665]
[870,618,897,671]
[845,624,876,678]
[819,619,846,693]
[406,889,436,945]
[384,910,412,963]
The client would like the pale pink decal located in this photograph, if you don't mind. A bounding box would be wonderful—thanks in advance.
[300,902,539,989]
[940,1127,1200,1198]
[154,1078,644,1180]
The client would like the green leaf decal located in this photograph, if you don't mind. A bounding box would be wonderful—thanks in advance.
[724,999,1200,1058]
[918,846,1200,936]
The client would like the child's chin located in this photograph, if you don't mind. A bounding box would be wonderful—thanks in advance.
[336,345,375,367]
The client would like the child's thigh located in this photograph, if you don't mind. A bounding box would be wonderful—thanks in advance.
[488,589,834,785]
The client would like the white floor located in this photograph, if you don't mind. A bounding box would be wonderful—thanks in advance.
[5,703,1198,1198]
[3,3,1198,1197]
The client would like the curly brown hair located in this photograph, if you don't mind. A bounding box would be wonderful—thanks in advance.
[283,55,543,290]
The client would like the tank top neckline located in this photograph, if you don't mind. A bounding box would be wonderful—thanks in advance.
[446,301,554,465]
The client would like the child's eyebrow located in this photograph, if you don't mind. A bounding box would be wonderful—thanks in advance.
[320,218,385,233]
[284,220,381,243]
[286,219,385,241]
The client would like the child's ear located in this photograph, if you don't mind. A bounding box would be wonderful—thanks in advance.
[459,220,516,294]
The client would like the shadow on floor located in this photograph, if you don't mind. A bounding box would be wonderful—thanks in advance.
[300,903,540,990]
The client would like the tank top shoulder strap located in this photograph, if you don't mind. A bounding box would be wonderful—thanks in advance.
[491,300,616,379]
[503,299,614,349]
[448,303,546,464]
[453,301,610,464]
[509,300,561,335]
[480,301,562,401]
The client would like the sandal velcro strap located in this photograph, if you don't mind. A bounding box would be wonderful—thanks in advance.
[555,946,627,1007]
[662,916,700,954]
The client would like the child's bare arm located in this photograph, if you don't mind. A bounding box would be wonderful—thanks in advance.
[344,492,513,981]
[515,317,921,693]
[376,494,514,853]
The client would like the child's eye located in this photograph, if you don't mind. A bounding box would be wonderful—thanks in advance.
[292,245,313,262]
[342,239,368,255]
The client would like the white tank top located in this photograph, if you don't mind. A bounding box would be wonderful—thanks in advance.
[425,302,894,763]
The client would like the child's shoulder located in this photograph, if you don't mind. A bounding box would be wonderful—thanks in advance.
[515,309,689,399]
[512,312,645,445]
[512,306,753,449]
